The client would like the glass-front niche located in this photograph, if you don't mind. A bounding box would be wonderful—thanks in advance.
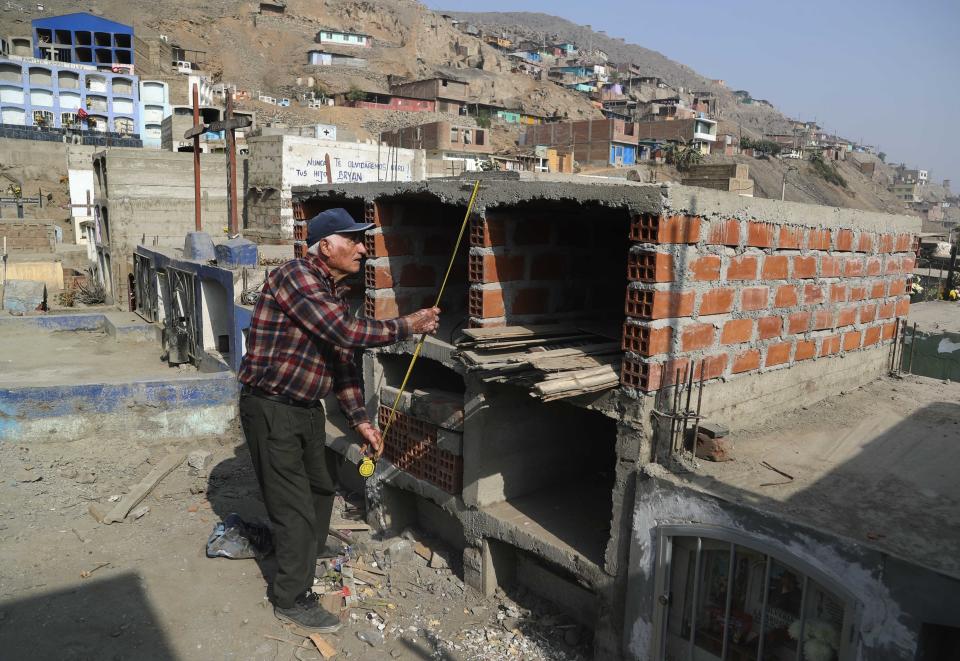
[655,533,852,661]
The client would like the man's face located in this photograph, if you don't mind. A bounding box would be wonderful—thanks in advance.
[318,232,366,278]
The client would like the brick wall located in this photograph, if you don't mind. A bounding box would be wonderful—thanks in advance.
[360,199,470,321]
[466,204,629,328]
[619,214,915,391]
[0,221,56,252]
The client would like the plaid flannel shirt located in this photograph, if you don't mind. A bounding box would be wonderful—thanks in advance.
[238,257,411,427]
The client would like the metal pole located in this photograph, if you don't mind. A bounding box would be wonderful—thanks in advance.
[691,364,705,454]
[192,83,202,232]
[225,91,239,236]
[687,537,702,660]
[755,556,773,660]
[720,543,735,661]
[890,319,900,373]
[908,322,918,373]
[681,364,694,453]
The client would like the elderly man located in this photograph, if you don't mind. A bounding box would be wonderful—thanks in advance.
[238,208,439,632]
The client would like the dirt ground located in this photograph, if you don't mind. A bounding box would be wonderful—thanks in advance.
[0,418,591,661]
[678,373,960,579]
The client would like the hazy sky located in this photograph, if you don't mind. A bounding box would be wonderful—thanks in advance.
[427,0,960,187]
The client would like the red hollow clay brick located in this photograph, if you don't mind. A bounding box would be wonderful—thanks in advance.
[680,323,716,351]
[863,325,882,346]
[688,255,721,281]
[728,255,759,280]
[837,306,857,327]
[707,219,741,246]
[835,229,854,252]
[820,335,841,356]
[472,253,526,283]
[857,233,875,253]
[511,287,549,315]
[807,229,831,251]
[762,255,789,280]
[627,251,674,282]
[758,315,782,339]
[699,288,735,316]
[830,284,847,303]
[625,288,695,319]
[793,256,817,279]
[794,340,816,361]
[878,302,895,319]
[778,226,803,249]
[774,285,799,308]
[884,256,901,275]
[843,330,862,351]
[803,284,825,305]
[820,255,842,278]
[732,349,761,373]
[630,214,701,244]
[895,234,912,252]
[741,286,770,311]
[896,297,910,316]
[367,232,413,258]
[530,252,568,280]
[843,258,865,277]
[901,256,916,273]
[398,263,437,288]
[620,355,690,391]
[693,354,729,380]
[870,281,886,299]
[813,310,834,330]
[865,257,882,276]
[471,216,506,247]
[621,322,673,356]
[746,222,775,248]
[365,263,393,289]
[722,319,754,344]
[513,218,552,246]
[849,285,867,301]
[878,234,894,253]
[882,322,897,340]
[469,287,505,318]
[765,342,792,366]
[859,304,877,324]
[888,280,907,296]
[788,311,811,334]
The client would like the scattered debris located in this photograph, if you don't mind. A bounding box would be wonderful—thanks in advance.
[695,433,733,462]
[79,561,110,579]
[760,460,795,486]
[455,325,621,400]
[308,633,337,658]
[130,505,150,520]
[101,452,184,524]
[187,449,213,471]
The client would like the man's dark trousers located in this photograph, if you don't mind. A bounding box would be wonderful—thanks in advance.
[239,392,337,608]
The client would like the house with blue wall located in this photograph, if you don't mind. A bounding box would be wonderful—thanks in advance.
[138,80,170,148]
[32,13,134,71]
[0,55,139,135]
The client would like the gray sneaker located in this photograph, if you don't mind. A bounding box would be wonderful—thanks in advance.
[274,590,342,633]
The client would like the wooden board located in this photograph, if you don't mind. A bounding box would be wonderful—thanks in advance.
[460,324,582,340]
[101,452,184,524]
[308,633,338,659]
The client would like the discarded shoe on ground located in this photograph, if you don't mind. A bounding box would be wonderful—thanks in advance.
[206,513,273,559]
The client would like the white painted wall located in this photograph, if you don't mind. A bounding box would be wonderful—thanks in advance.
[68,168,94,245]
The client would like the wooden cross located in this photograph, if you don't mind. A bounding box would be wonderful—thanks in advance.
[183,88,251,236]
[182,83,203,231]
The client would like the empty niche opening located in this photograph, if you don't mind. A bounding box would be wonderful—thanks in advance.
[368,194,470,340]
[376,353,465,395]
[477,199,631,336]
[477,395,617,568]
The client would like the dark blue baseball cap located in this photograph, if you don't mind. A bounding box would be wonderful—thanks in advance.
[306,208,373,247]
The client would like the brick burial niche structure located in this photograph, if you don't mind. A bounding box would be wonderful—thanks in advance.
[291,175,953,661]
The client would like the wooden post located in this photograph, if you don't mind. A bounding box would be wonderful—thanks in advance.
[224,91,239,236]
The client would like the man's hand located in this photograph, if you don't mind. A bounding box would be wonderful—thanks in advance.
[405,307,441,334]
[356,422,384,459]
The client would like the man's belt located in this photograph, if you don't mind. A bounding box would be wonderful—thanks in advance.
[240,384,320,408]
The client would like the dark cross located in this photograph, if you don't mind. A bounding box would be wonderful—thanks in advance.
[185,90,251,236]
[182,83,203,231]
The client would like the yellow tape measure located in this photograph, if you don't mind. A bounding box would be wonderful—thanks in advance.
[358,456,375,478]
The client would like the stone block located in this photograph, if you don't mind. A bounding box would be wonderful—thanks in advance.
[2,280,46,313]
[215,237,258,268]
